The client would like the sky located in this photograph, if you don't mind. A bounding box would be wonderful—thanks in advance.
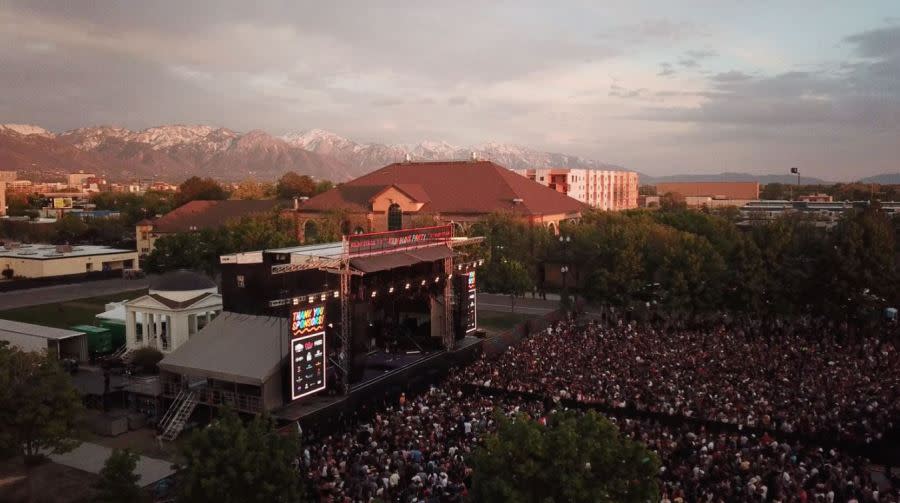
[1,1,899,180]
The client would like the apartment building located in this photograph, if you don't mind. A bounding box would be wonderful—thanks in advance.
[517,168,639,211]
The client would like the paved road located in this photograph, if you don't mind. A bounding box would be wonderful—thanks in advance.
[477,293,562,315]
[49,441,173,487]
[0,276,151,310]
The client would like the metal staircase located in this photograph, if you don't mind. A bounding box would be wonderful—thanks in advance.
[158,389,198,441]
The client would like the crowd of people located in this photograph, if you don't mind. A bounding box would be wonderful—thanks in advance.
[466,318,900,444]
[301,386,542,502]
[300,316,899,502]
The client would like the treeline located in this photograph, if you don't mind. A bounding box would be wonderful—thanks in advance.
[760,182,900,201]
[143,213,298,275]
[0,171,333,247]
[473,206,899,323]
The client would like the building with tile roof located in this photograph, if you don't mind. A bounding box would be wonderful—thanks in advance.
[136,199,280,257]
[287,160,585,241]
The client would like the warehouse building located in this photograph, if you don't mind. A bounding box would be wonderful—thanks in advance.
[0,319,88,361]
[0,243,138,279]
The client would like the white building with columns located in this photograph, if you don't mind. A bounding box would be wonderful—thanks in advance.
[125,270,222,354]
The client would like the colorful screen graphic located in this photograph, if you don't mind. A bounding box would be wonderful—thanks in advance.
[291,305,325,337]
[290,332,326,400]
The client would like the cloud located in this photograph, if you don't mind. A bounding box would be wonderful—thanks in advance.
[844,25,900,59]
[0,1,897,180]
[636,27,900,135]
[710,70,753,82]
[686,49,718,60]
[657,62,676,77]
[609,84,649,99]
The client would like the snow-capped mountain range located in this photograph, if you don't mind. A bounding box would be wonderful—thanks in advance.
[0,123,623,182]
[281,129,623,173]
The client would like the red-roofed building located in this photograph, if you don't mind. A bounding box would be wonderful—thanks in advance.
[287,160,586,241]
[136,199,281,257]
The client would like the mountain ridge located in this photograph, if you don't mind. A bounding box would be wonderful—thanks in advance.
[1,123,893,185]
[1,124,351,182]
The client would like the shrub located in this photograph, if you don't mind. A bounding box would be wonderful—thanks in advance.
[130,347,163,374]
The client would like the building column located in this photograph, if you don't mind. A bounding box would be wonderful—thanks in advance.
[141,312,150,348]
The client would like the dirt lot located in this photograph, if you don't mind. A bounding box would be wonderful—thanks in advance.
[0,458,99,503]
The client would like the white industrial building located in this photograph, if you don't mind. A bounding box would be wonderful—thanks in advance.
[0,319,88,361]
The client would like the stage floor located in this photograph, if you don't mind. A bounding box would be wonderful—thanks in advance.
[274,335,482,422]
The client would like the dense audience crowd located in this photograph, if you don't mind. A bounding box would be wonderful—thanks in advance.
[301,386,543,502]
[300,316,899,502]
[467,318,900,444]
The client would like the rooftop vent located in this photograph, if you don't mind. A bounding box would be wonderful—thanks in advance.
[512,198,524,204]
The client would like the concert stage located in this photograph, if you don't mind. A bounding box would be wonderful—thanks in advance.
[158,226,484,427]
[274,335,483,430]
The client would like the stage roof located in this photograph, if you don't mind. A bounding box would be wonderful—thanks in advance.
[159,312,287,386]
[221,235,481,274]
[350,245,453,274]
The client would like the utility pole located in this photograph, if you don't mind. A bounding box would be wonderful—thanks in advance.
[790,167,800,201]
[559,235,571,309]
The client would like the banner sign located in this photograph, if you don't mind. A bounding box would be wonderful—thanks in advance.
[290,332,326,400]
[289,304,327,400]
[457,270,477,334]
[52,197,74,209]
[291,304,325,337]
[347,225,452,257]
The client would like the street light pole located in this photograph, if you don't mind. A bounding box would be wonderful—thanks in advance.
[790,167,800,201]
[559,235,571,309]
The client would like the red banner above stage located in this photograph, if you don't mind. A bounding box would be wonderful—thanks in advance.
[347,225,453,257]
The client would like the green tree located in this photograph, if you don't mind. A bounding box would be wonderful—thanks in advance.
[175,177,229,206]
[823,206,898,323]
[130,347,164,375]
[0,341,82,462]
[175,410,304,503]
[659,191,686,210]
[94,449,146,503]
[55,214,89,243]
[232,179,271,200]
[227,214,298,251]
[314,179,334,195]
[495,259,534,312]
[471,410,659,503]
[144,214,298,275]
[91,191,176,225]
[276,172,317,199]
[760,183,788,200]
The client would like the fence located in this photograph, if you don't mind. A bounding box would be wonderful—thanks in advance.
[0,269,125,292]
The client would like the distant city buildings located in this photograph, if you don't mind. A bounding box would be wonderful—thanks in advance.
[0,171,17,184]
[517,168,639,211]
[739,200,900,228]
[798,193,833,203]
[67,171,96,189]
[655,181,760,208]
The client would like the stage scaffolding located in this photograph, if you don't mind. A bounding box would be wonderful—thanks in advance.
[261,226,483,396]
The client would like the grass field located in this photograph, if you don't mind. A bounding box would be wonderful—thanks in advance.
[476,310,540,333]
[0,289,145,329]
